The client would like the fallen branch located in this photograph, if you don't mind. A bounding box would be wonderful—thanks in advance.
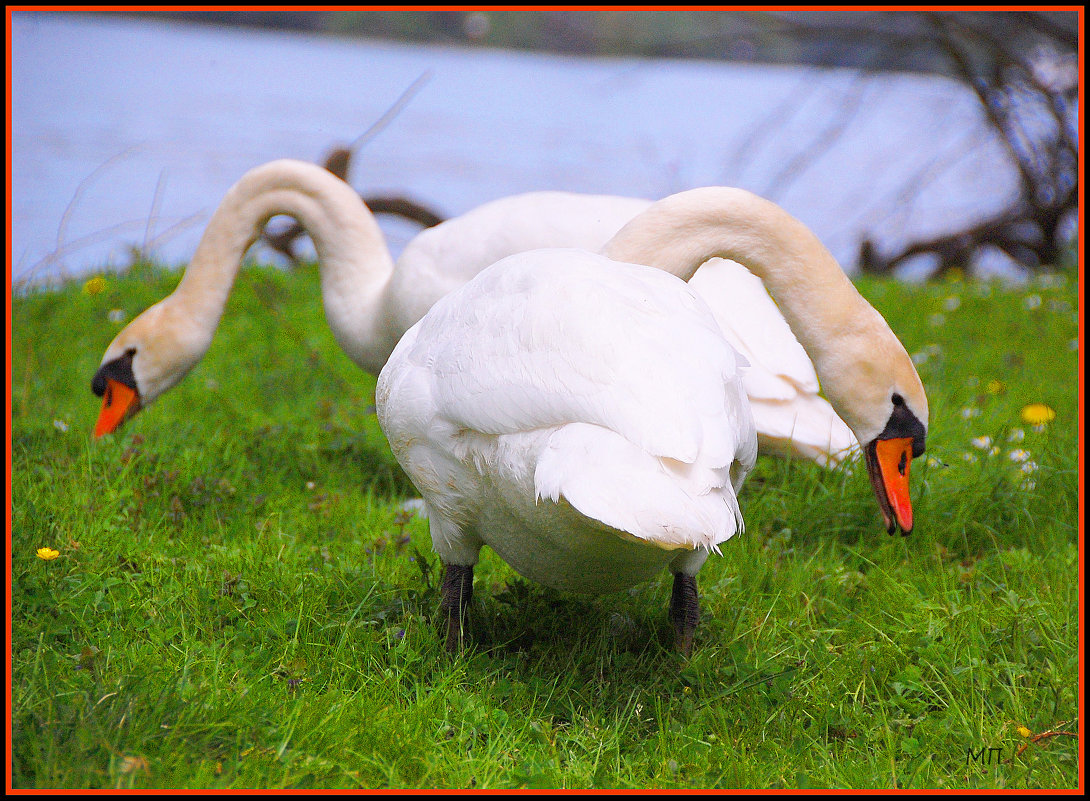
[1010,721,1078,761]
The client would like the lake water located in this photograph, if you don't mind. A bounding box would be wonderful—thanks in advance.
[11,11,1029,285]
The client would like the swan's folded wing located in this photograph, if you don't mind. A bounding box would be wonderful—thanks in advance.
[690,258,858,463]
[689,258,820,395]
[404,251,756,471]
[534,423,746,551]
[750,394,860,466]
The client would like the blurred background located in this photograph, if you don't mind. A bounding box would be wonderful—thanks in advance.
[10,9,1079,285]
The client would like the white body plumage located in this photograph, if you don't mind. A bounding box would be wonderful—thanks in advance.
[377,250,758,593]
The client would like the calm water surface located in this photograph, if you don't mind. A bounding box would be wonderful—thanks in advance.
[12,11,1024,283]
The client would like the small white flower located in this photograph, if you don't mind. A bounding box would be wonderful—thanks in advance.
[305,481,316,490]
[107,309,127,323]
[1008,449,1031,463]
[53,419,69,433]
[1007,428,1025,443]
[943,296,962,311]
[960,406,982,420]
[1020,479,1037,491]
[971,436,993,450]
[1023,294,1042,310]
[1020,461,1039,475]
[989,446,1000,457]
[962,452,978,463]
[912,351,929,366]
[928,313,947,327]
[926,457,944,468]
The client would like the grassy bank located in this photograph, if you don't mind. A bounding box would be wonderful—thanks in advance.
[9,261,1081,789]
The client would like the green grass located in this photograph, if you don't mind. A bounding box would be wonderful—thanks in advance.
[10,260,1081,789]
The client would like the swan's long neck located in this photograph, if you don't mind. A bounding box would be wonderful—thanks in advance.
[169,159,396,374]
[601,187,924,443]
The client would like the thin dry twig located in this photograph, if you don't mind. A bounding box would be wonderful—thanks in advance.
[137,210,209,261]
[262,69,443,265]
[20,145,147,285]
[1010,720,1078,761]
[721,70,816,188]
[763,72,875,200]
[140,168,169,261]
[55,146,143,255]
[348,69,435,156]
[16,219,156,288]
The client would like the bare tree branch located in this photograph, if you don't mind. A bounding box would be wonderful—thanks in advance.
[851,11,1078,276]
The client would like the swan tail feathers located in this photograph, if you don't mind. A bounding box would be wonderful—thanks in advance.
[534,423,744,552]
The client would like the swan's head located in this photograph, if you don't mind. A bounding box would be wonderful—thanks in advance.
[91,298,213,437]
[860,390,927,536]
[821,327,928,536]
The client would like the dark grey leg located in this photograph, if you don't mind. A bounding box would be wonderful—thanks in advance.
[440,563,474,653]
[669,572,699,657]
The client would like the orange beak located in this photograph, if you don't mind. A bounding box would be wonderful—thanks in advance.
[94,379,140,438]
[866,436,915,534]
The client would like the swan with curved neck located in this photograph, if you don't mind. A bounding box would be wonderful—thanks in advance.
[92,159,856,466]
[602,187,928,534]
[376,186,927,651]
[92,159,397,435]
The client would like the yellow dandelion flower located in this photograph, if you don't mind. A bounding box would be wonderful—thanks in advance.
[1020,403,1056,426]
[37,547,60,561]
[1017,725,1032,738]
[83,276,108,296]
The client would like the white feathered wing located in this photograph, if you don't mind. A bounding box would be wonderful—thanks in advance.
[378,250,758,593]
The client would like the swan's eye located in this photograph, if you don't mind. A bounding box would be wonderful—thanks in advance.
[92,348,138,397]
[892,393,905,406]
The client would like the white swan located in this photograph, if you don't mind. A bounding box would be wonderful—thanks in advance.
[92,159,854,465]
[403,192,856,465]
[376,187,928,653]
